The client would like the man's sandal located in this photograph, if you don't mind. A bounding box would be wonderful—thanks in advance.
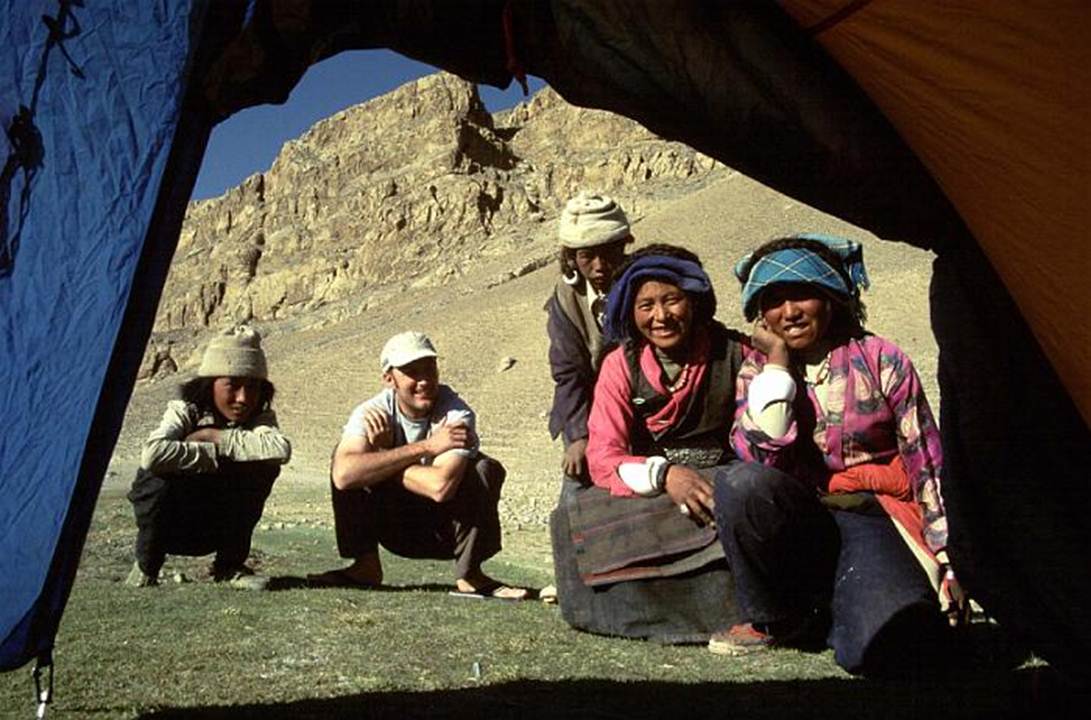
[448,580,529,601]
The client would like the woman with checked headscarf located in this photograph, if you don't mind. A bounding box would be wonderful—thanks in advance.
[711,234,966,676]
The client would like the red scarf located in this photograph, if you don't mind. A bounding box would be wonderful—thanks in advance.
[637,331,711,435]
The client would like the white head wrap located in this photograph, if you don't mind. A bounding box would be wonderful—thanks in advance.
[558,193,631,249]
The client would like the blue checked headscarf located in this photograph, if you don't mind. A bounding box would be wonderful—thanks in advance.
[604,254,715,343]
[734,233,870,320]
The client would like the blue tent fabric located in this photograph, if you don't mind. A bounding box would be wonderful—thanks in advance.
[0,0,212,670]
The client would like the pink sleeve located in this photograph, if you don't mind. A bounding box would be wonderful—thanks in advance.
[586,347,646,497]
[877,341,948,552]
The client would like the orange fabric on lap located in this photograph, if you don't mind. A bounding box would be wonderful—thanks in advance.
[827,456,912,500]
[827,456,931,559]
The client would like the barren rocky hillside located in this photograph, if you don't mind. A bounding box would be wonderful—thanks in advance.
[114,73,938,541]
[139,73,724,379]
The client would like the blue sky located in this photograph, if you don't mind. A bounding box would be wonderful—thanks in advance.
[192,49,546,200]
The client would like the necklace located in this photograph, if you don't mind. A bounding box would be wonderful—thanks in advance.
[804,352,831,386]
[667,363,690,393]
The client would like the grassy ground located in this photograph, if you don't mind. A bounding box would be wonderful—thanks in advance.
[0,482,1077,720]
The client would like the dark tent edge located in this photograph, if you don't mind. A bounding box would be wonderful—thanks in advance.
[3,0,1089,685]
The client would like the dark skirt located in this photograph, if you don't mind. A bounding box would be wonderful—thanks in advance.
[550,471,741,644]
[714,462,948,676]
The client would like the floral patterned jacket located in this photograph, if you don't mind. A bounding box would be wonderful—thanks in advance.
[732,334,948,553]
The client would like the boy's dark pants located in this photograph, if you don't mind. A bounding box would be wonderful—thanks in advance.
[128,461,279,576]
[330,455,505,579]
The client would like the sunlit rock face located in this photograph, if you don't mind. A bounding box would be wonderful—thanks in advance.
[141,73,722,379]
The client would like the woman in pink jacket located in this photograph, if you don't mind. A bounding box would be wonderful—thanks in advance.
[551,244,785,643]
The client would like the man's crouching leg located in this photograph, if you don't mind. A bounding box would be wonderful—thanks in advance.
[450,455,528,599]
[307,477,385,588]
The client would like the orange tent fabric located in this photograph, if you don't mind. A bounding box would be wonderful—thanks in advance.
[780,0,1091,425]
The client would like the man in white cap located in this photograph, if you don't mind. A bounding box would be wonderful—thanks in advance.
[546,192,634,479]
[309,331,527,599]
[127,326,292,590]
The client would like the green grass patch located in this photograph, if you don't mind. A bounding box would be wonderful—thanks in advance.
[0,485,1071,719]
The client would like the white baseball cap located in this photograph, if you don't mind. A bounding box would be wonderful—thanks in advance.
[380,331,438,372]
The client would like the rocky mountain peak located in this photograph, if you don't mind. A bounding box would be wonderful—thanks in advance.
[141,72,723,379]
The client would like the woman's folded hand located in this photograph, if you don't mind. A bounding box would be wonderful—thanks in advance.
[664,464,716,527]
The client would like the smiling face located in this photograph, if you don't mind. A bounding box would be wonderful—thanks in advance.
[384,356,440,419]
[758,283,833,354]
[633,279,694,355]
[573,238,628,293]
[212,376,263,423]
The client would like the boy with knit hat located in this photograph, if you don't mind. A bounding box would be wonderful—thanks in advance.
[546,192,634,479]
[308,331,527,599]
[126,326,292,590]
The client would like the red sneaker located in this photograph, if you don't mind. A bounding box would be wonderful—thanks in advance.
[708,623,775,655]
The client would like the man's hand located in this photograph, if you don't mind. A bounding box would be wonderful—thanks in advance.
[562,438,588,478]
[751,319,790,367]
[185,427,222,444]
[422,420,472,458]
[664,464,716,527]
[360,407,393,449]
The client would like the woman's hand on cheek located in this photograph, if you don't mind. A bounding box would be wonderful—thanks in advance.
[751,319,790,366]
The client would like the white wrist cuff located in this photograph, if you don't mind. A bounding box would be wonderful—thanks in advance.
[618,456,669,496]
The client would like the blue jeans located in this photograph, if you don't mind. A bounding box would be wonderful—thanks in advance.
[714,464,946,675]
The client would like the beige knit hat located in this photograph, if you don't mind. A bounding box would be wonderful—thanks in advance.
[198,326,268,379]
[558,193,631,249]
